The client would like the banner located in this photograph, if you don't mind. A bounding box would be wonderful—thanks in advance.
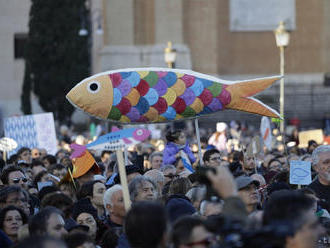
[4,113,57,156]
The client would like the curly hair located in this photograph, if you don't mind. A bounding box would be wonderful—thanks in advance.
[0,205,28,230]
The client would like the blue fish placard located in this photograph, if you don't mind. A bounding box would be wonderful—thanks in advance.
[289,160,311,185]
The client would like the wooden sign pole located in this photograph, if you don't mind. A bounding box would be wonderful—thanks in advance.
[195,119,203,166]
[116,150,131,211]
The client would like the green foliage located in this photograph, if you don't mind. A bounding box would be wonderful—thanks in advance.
[21,0,90,122]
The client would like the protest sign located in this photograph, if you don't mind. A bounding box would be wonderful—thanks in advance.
[298,129,323,148]
[0,137,17,152]
[4,113,57,156]
[0,137,17,161]
[246,136,261,157]
[289,160,312,185]
[86,126,150,151]
[260,116,272,150]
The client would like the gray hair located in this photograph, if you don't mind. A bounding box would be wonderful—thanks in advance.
[160,164,176,172]
[128,176,157,202]
[186,186,206,206]
[103,184,122,214]
[144,169,165,185]
[200,199,224,216]
[311,145,330,165]
[149,151,163,162]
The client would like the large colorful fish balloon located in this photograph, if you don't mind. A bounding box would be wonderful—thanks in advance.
[66,68,281,124]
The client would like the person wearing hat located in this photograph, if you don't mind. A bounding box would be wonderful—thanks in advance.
[235,176,260,214]
[68,146,101,186]
[113,164,142,185]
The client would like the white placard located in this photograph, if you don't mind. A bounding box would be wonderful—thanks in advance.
[4,113,57,156]
[0,137,18,152]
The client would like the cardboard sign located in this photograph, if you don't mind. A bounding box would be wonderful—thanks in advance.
[289,160,311,185]
[4,113,57,156]
[298,129,324,148]
[0,137,17,152]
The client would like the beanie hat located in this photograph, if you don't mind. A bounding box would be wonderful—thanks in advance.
[165,196,196,223]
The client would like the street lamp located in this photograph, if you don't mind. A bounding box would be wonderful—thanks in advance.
[164,41,177,68]
[274,21,290,134]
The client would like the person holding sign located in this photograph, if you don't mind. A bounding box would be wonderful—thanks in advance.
[308,145,330,212]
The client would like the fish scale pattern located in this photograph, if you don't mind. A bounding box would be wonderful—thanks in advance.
[4,115,38,156]
[108,71,232,123]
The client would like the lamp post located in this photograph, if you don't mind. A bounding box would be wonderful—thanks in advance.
[274,21,290,134]
[164,41,177,68]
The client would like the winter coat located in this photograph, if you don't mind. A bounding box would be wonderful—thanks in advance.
[162,142,196,165]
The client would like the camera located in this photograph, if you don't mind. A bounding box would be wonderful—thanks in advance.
[193,166,219,201]
[206,215,292,248]
[194,166,216,185]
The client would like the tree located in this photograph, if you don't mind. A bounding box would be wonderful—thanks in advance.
[21,0,90,123]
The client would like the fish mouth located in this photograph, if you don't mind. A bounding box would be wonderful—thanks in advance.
[66,90,92,116]
[66,91,83,111]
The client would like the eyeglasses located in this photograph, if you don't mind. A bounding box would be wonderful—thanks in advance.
[12,177,28,184]
[210,157,221,161]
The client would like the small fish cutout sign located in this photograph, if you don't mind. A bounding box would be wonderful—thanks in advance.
[66,68,281,124]
[69,143,100,178]
[289,160,312,185]
[72,127,150,153]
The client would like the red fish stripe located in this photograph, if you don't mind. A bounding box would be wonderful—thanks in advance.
[110,73,122,87]
[136,80,150,96]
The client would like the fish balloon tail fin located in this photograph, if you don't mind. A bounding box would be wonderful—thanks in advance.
[225,76,282,118]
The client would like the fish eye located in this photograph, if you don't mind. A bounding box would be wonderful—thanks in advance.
[136,129,143,135]
[87,81,100,93]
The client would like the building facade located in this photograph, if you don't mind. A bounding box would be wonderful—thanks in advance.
[1,0,329,129]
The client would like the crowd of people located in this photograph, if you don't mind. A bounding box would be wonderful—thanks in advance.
[0,120,330,248]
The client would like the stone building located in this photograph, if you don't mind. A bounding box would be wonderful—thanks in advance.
[1,0,329,129]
